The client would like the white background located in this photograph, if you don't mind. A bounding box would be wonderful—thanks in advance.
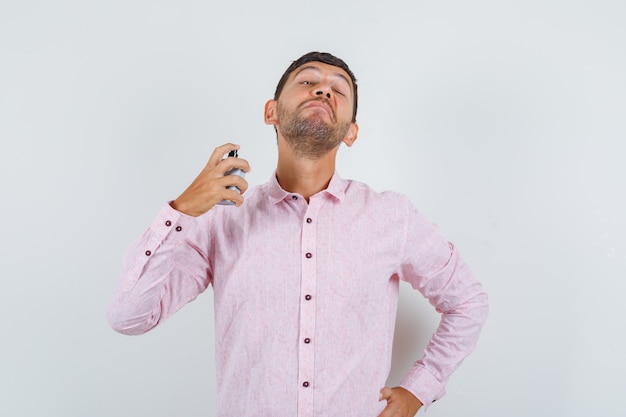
[1,1,624,416]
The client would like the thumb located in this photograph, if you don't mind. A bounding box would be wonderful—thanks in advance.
[379,387,393,401]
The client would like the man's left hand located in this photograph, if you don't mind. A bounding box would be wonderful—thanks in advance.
[377,386,423,417]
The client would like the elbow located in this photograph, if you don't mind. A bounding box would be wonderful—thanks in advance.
[443,287,489,329]
[467,290,489,331]
[475,291,489,327]
[106,302,160,336]
[463,287,489,322]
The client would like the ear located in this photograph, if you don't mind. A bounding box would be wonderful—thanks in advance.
[264,99,278,125]
[341,123,359,147]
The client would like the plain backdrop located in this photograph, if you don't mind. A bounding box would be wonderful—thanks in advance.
[1,1,624,416]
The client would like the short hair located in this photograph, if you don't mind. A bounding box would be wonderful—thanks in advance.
[274,52,358,122]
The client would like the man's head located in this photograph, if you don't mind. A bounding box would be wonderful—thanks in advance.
[274,52,358,123]
[265,52,359,159]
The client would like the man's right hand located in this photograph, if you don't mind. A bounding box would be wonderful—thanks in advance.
[170,143,250,217]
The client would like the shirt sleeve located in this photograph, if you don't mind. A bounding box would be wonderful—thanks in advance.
[397,198,488,408]
[106,203,214,335]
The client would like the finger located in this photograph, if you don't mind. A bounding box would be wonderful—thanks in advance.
[206,143,240,169]
[221,188,245,206]
[219,175,249,195]
[379,387,393,401]
[216,155,251,175]
[212,175,248,202]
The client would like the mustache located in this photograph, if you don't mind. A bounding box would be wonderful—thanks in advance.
[299,98,335,121]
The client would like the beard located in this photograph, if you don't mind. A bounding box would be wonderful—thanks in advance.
[277,100,352,160]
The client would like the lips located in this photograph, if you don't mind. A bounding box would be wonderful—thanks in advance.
[301,100,334,121]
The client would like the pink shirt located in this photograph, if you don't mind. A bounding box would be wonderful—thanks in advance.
[107,172,488,416]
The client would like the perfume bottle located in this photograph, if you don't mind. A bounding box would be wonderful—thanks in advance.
[217,150,245,206]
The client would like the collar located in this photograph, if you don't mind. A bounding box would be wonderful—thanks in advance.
[266,170,347,205]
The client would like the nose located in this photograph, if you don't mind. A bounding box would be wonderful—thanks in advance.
[315,89,331,99]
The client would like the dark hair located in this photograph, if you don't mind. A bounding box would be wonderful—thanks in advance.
[274,51,358,122]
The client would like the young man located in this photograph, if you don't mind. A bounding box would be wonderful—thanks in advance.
[107,52,488,417]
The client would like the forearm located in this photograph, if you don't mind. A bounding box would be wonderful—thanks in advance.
[106,204,213,335]
[400,285,488,406]
[401,251,488,407]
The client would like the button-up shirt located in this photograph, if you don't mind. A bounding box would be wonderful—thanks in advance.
[107,172,488,416]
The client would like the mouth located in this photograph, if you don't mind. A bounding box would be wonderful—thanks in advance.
[301,100,335,121]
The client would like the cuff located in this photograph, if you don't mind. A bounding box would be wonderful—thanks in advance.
[121,203,194,291]
[399,365,446,411]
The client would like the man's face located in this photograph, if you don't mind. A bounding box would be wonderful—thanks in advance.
[266,62,358,159]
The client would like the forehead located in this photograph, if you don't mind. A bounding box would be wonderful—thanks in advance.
[288,62,353,88]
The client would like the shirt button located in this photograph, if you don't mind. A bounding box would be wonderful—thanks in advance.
[302,381,309,387]
[306,218,312,223]
[165,220,172,227]
[305,295,312,300]
[292,195,298,200]
[175,226,182,232]
[145,250,152,256]
[305,252,312,259]
[304,338,311,344]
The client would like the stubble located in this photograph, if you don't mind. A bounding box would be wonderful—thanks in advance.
[277,100,351,160]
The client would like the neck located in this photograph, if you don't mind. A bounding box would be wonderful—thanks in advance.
[275,139,338,202]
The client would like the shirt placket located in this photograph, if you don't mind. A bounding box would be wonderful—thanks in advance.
[296,196,323,417]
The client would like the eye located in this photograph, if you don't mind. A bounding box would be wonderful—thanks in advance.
[334,86,351,97]
[302,80,313,85]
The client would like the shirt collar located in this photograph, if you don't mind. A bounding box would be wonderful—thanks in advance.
[266,170,347,205]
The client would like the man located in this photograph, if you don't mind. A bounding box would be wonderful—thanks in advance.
[107,52,488,416]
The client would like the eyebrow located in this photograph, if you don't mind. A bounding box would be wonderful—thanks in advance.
[294,65,352,90]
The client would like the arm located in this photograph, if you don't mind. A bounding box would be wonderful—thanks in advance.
[106,143,251,334]
[106,205,212,334]
[386,199,489,410]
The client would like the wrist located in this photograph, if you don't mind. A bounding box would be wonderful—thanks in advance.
[170,199,197,217]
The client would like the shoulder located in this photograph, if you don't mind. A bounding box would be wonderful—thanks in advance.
[343,178,413,209]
